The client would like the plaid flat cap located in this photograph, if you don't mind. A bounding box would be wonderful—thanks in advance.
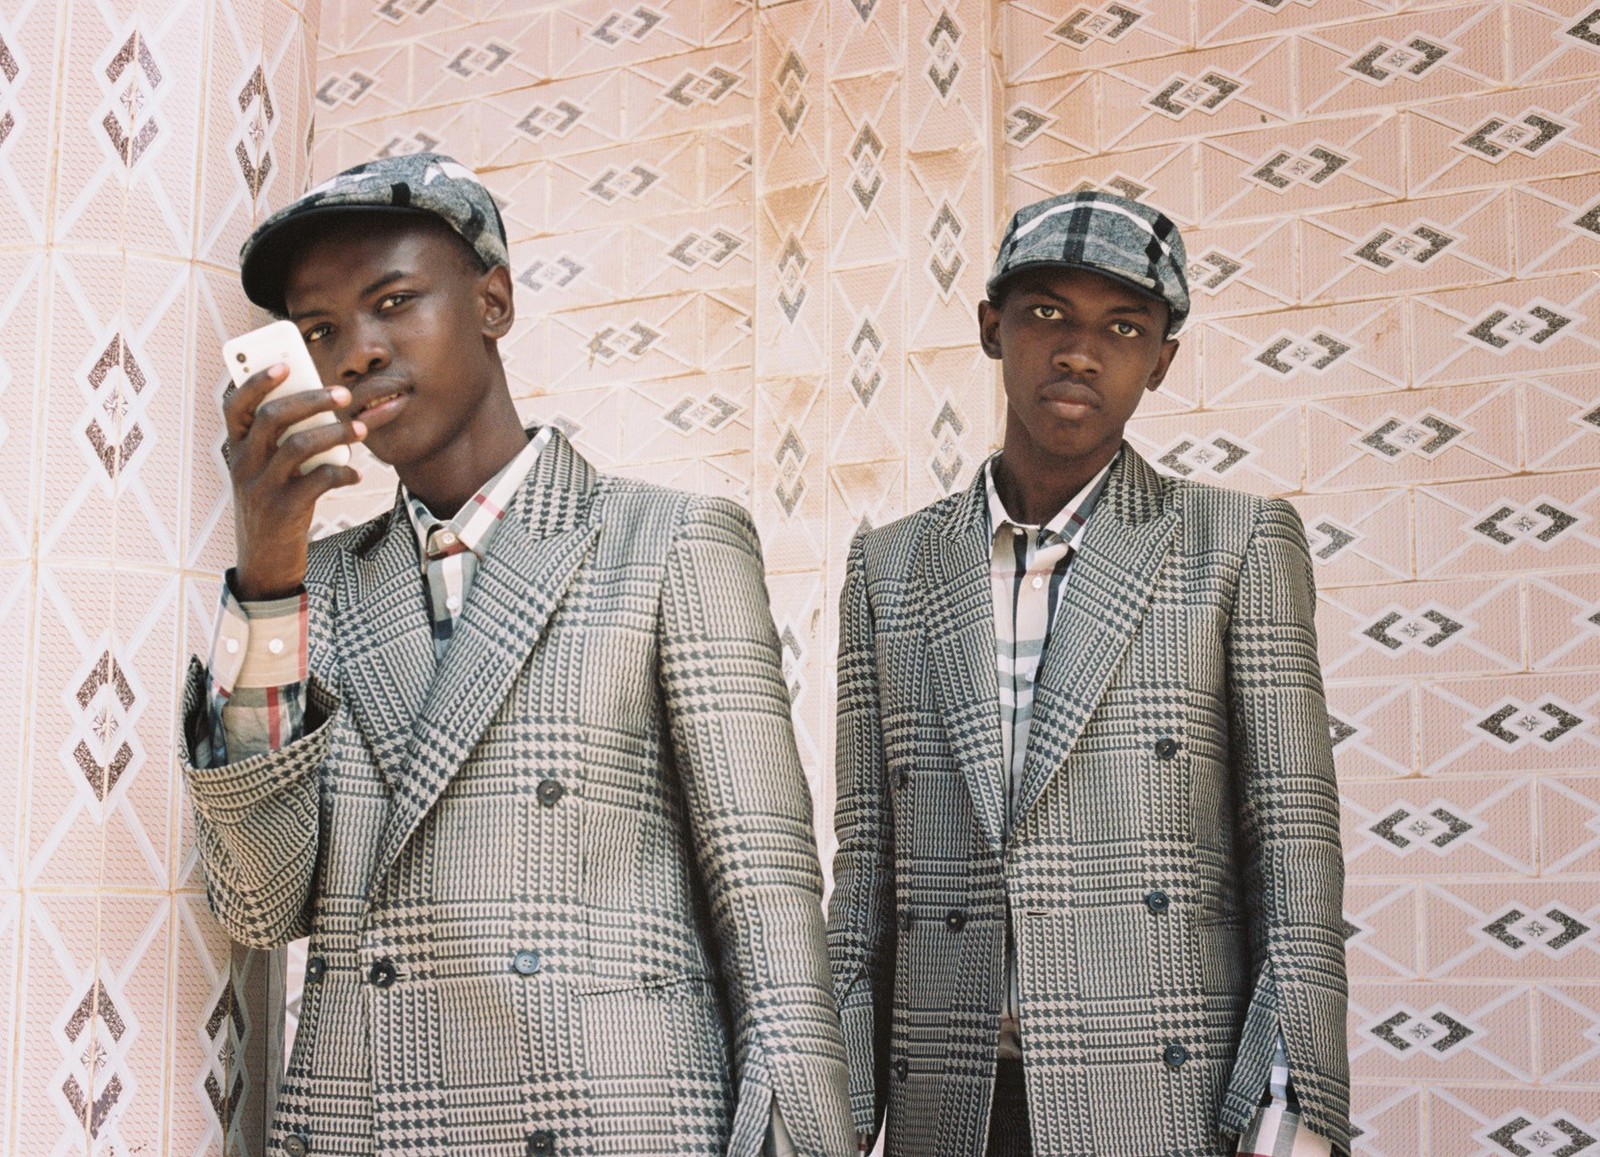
[988,191,1189,336]
[240,152,509,314]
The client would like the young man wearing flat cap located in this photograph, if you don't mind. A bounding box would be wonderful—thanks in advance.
[181,153,851,1157]
[826,192,1350,1156]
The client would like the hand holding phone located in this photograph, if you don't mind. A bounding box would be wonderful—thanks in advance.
[223,320,351,475]
[220,321,364,601]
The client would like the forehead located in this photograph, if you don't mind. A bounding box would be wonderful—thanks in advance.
[284,213,463,292]
[1001,265,1163,313]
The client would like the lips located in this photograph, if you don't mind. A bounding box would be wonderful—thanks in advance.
[1039,379,1100,411]
[350,380,411,427]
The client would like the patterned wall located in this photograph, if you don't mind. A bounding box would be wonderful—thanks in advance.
[0,1,320,1152]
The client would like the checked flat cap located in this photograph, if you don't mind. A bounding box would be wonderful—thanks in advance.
[240,152,509,314]
[988,191,1190,336]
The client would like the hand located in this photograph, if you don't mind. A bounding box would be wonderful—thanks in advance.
[223,364,365,601]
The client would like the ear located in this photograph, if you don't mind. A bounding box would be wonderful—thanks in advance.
[978,299,1002,361]
[1144,338,1179,392]
[480,265,515,340]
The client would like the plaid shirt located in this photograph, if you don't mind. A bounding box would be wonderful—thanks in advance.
[982,454,1327,1157]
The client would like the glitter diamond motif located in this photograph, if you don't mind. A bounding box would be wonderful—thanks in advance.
[376,0,437,21]
[1188,250,1246,294]
[1361,605,1467,653]
[778,623,804,701]
[101,31,163,167]
[70,650,139,802]
[1249,144,1350,190]
[927,202,964,297]
[1006,105,1053,145]
[1328,716,1359,746]
[1462,302,1577,352]
[774,426,807,516]
[927,10,962,100]
[1484,1113,1598,1156]
[516,256,584,293]
[234,64,275,200]
[667,227,744,271]
[848,0,878,23]
[1344,36,1453,85]
[1147,71,1244,118]
[1457,110,1571,162]
[1253,331,1352,376]
[1481,905,1593,957]
[1569,10,1600,49]
[1367,1006,1476,1058]
[1357,411,1466,459]
[848,123,885,214]
[1469,498,1583,549]
[82,335,148,480]
[1307,518,1359,561]
[376,130,440,158]
[662,393,741,434]
[55,976,136,1142]
[587,321,661,363]
[515,100,584,139]
[776,234,808,323]
[1157,435,1252,478]
[1369,800,1477,854]
[1351,222,1456,270]
[583,163,660,203]
[774,50,808,137]
[1050,3,1143,46]
[930,400,966,492]
[447,42,513,78]
[1569,198,1600,238]
[315,70,377,108]
[849,317,884,408]
[1477,699,1585,748]
[663,65,739,107]
[203,977,247,1131]
[590,6,663,45]
[0,31,20,152]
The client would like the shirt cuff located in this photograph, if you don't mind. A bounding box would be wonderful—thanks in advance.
[208,571,308,693]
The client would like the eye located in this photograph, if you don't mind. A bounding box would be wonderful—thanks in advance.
[302,324,331,344]
[1110,320,1142,338]
[378,292,413,310]
[1030,304,1063,320]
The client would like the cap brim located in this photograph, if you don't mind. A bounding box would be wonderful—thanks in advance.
[240,204,438,314]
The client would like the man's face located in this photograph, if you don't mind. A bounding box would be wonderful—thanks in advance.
[282,215,513,476]
[979,265,1178,468]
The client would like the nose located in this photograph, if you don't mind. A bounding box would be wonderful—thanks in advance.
[1053,327,1099,378]
[334,318,390,382]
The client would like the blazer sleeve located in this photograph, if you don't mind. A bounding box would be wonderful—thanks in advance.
[180,654,335,949]
[656,494,853,1157]
[825,534,897,1142]
[1220,498,1352,1154]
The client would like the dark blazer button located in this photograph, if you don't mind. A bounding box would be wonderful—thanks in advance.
[527,1130,555,1156]
[896,768,910,789]
[892,1057,909,1082]
[536,779,565,807]
[945,909,967,931]
[1164,1043,1190,1069]
[368,959,397,988]
[304,955,327,982]
[1154,736,1178,760]
[512,949,542,976]
[1144,891,1170,914]
[283,1135,309,1157]
[899,910,913,930]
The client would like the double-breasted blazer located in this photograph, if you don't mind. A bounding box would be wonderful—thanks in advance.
[826,447,1350,1156]
[182,431,852,1156]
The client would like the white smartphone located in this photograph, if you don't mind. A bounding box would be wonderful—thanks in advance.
[222,319,351,476]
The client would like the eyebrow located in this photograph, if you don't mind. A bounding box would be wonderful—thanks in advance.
[286,269,410,322]
[1026,286,1157,317]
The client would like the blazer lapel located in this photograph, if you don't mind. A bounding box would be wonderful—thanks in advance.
[339,501,435,791]
[369,431,600,891]
[1014,448,1178,825]
[922,467,1007,859]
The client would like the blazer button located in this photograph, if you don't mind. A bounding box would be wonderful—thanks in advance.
[527,1130,555,1156]
[304,956,327,983]
[945,909,967,931]
[899,910,913,930]
[892,1057,909,1082]
[536,779,565,807]
[283,1134,309,1157]
[368,959,398,988]
[512,950,542,976]
[896,768,910,789]
[1163,1043,1190,1069]
[1154,736,1179,760]
[1144,891,1170,915]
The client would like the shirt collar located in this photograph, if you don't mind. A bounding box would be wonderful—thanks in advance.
[404,425,554,564]
[984,449,1118,546]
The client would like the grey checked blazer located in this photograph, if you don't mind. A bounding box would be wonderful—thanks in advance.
[182,430,852,1156]
[826,447,1350,1157]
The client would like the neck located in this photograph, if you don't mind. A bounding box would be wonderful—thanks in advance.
[994,431,1118,527]
[399,380,528,519]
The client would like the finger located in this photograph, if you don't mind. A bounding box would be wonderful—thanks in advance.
[295,461,363,498]
[223,364,289,442]
[252,384,353,444]
[272,416,366,478]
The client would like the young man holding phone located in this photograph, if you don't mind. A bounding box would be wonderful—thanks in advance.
[182,153,850,1157]
[826,192,1350,1156]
